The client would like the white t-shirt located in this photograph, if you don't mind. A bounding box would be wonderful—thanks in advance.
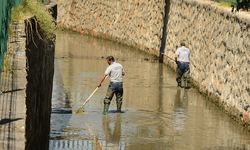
[105,62,124,82]
[175,46,190,63]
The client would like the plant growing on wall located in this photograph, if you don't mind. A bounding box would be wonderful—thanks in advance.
[215,0,250,12]
[229,0,250,12]
[11,0,56,43]
[235,0,250,11]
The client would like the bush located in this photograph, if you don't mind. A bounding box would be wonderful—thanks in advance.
[11,0,56,42]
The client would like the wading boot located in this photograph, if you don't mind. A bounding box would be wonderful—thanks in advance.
[178,82,181,87]
[185,81,188,89]
[117,105,122,113]
[102,104,109,115]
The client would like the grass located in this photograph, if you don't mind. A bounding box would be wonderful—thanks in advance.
[219,1,236,7]
[10,0,56,43]
[5,0,56,82]
[2,46,16,81]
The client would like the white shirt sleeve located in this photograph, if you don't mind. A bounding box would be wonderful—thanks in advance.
[105,66,111,75]
[175,48,180,56]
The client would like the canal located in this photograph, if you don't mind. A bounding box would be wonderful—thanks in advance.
[49,30,250,150]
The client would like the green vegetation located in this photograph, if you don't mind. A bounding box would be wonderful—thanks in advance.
[215,0,250,11]
[5,0,56,80]
[218,1,236,7]
[2,45,15,81]
[10,0,56,42]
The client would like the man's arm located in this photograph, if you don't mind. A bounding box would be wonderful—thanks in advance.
[122,72,125,76]
[175,55,178,64]
[98,74,107,87]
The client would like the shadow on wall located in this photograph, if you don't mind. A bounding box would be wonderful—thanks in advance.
[159,0,171,63]
[0,118,23,125]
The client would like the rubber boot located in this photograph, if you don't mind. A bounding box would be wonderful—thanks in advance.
[117,105,122,113]
[102,104,109,115]
[185,81,188,89]
[178,82,181,87]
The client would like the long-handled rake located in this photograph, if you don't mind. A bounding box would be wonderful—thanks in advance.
[76,76,108,113]
[162,53,175,61]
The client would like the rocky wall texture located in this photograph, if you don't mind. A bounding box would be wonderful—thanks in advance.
[164,0,250,128]
[57,0,165,56]
[57,0,250,129]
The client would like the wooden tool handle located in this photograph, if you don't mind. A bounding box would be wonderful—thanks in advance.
[81,75,109,107]
[162,53,175,61]
[81,87,99,107]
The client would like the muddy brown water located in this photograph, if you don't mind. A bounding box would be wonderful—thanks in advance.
[50,30,250,150]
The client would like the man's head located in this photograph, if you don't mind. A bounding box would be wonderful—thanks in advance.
[180,42,185,46]
[106,56,115,65]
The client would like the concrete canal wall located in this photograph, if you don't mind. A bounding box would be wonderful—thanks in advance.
[57,0,250,129]
[165,0,250,129]
[25,15,55,149]
[57,0,165,56]
[25,3,56,149]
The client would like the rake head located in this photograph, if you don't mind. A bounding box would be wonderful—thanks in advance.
[76,106,85,113]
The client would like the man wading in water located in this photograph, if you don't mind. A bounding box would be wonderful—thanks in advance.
[98,56,125,115]
[175,42,190,88]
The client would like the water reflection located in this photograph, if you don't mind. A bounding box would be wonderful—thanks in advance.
[102,114,121,149]
[173,89,187,133]
[50,61,72,141]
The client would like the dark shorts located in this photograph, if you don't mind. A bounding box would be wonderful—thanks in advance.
[109,82,123,92]
[176,63,190,83]
[178,63,189,73]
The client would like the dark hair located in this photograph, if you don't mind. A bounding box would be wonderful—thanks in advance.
[106,56,115,61]
[180,42,185,46]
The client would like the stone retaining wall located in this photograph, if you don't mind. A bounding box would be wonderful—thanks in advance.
[165,0,250,128]
[57,0,165,56]
[57,0,250,129]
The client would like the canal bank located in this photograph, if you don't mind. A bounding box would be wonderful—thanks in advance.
[0,1,57,149]
[2,0,250,149]
[57,0,250,130]
[0,20,27,150]
[2,9,250,150]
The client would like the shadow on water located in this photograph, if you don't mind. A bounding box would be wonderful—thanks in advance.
[107,110,125,114]
[50,60,73,143]
[51,109,72,114]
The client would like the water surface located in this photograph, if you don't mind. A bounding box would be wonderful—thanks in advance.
[50,30,250,150]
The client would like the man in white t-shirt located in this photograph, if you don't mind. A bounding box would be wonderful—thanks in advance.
[175,42,190,88]
[98,56,125,115]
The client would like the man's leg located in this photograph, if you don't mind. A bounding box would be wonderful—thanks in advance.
[103,86,114,115]
[184,69,190,88]
[115,89,123,113]
[176,67,183,87]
